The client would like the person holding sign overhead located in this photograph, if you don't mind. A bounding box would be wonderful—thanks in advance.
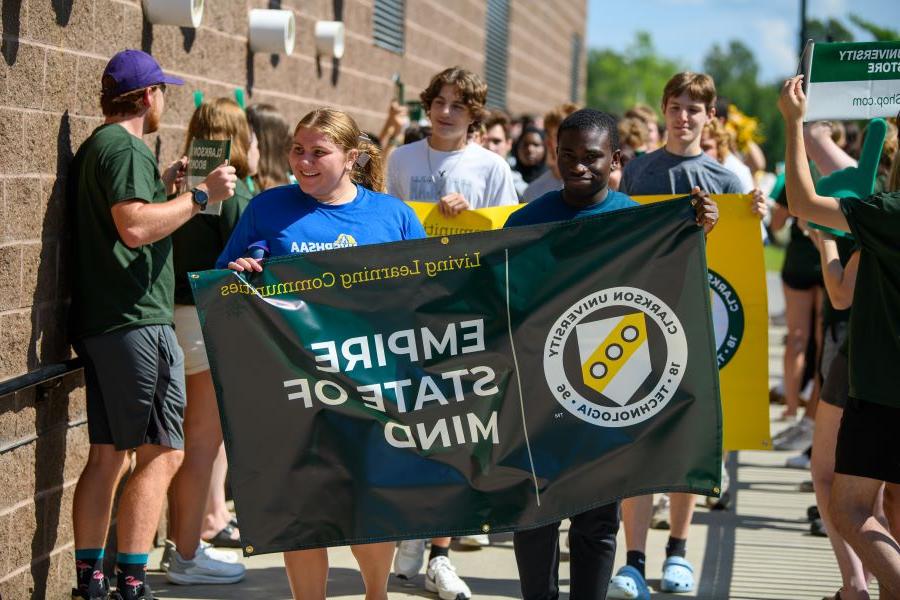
[218,108,424,600]
[780,75,900,599]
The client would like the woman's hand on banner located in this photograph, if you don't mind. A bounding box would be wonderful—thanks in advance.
[227,257,264,272]
[438,192,470,216]
[778,75,807,123]
[690,187,718,234]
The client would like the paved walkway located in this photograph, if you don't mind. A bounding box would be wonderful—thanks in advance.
[146,275,880,599]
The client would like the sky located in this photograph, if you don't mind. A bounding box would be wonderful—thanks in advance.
[586,0,897,82]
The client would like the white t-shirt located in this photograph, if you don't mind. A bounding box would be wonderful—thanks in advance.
[724,153,755,193]
[387,139,519,208]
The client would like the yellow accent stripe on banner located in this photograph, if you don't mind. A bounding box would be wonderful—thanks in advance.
[580,313,646,395]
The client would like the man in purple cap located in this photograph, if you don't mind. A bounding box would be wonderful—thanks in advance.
[68,49,237,600]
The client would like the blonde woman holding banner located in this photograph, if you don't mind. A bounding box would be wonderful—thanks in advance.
[218,108,425,600]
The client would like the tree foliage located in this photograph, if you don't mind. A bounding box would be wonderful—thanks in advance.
[847,14,899,42]
[703,40,784,167]
[585,32,684,117]
[805,18,854,43]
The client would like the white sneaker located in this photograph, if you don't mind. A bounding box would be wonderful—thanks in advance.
[650,494,670,529]
[393,539,426,579]
[786,452,811,469]
[426,556,472,600]
[165,543,246,585]
[199,540,239,563]
[458,534,490,547]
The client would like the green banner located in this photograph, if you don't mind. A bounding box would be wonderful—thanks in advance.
[805,41,900,120]
[191,197,722,555]
[810,41,900,83]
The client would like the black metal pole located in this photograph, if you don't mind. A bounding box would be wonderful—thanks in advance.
[799,0,808,54]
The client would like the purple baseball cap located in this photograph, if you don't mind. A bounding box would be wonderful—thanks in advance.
[101,49,184,96]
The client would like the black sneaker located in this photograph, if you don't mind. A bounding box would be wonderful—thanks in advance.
[807,505,820,522]
[810,517,828,537]
[71,585,110,600]
[111,581,155,600]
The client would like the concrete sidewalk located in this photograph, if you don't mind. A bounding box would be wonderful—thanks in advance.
[147,442,874,599]
[146,276,879,598]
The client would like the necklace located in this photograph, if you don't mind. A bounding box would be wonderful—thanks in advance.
[425,140,468,199]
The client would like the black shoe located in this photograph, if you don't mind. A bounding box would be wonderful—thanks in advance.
[72,586,110,600]
[807,505,820,522]
[709,491,731,511]
[205,521,242,548]
[810,517,828,537]
[112,581,155,600]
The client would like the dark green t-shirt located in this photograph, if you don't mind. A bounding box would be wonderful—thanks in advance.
[840,192,900,408]
[172,178,253,305]
[69,124,173,339]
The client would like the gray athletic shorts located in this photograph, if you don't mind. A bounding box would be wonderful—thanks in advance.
[75,324,186,450]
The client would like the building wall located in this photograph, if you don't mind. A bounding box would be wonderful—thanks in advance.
[0,0,585,596]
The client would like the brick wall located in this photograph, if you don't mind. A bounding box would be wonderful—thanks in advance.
[0,0,586,596]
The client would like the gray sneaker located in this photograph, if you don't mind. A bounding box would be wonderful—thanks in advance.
[165,544,245,585]
[773,418,813,451]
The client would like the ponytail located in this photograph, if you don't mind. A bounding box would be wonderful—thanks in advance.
[351,137,385,192]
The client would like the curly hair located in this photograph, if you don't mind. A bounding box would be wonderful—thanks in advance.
[420,67,489,132]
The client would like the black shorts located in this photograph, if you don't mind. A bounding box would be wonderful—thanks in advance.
[781,268,822,291]
[75,325,186,451]
[820,350,849,409]
[834,398,900,484]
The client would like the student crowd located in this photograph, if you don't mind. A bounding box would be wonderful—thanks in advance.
[66,48,899,600]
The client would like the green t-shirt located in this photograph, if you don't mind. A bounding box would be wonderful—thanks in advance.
[69,124,173,339]
[840,192,900,408]
[172,178,253,305]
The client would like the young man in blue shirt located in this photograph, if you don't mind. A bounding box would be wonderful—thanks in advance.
[505,108,718,600]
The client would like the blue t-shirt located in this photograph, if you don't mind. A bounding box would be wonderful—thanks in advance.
[503,189,638,228]
[216,184,426,267]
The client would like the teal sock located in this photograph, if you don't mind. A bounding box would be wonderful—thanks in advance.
[74,548,105,595]
[116,553,148,600]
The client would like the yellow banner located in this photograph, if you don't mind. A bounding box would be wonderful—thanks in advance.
[406,195,771,450]
[634,194,770,450]
[406,202,522,237]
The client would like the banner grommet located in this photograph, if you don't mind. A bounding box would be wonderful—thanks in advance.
[245,545,255,554]
[440,236,450,245]
[481,524,490,533]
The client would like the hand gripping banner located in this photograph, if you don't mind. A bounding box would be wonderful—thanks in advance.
[191,197,722,555]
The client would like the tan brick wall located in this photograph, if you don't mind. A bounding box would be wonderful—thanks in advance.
[0,0,585,595]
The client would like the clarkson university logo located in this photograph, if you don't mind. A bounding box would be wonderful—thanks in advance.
[544,287,688,427]
[708,270,744,369]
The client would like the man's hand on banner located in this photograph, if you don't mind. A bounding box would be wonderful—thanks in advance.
[778,75,806,123]
[691,187,718,234]
[438,192,471,216]
[227,257,264,272]
[750,188,768,221]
